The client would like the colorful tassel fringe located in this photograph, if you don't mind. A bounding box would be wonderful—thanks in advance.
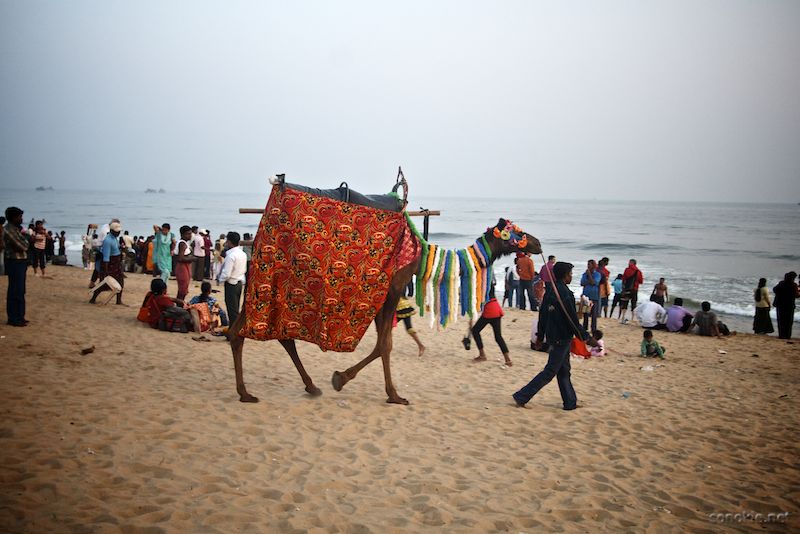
[403,213,496,328]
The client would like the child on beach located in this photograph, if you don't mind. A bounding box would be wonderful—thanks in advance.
[610,274,624,317]
[189,281,229,334]
[590,329,606,356]
[395,295,426,357]
[640,330,666,359]
[471,290,512,367]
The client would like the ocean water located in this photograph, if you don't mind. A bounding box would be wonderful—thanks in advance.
[3,187,799,333]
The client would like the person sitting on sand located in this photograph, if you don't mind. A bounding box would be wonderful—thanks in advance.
[634,299,668,330]
[472,289,512,367]
[395,293,426,357]
[189,281,228,334]
[665,297,693,332]
[689,301,723,337]
[640,330,666,359]
[139,278,199,332]
[590,329,606,356]
[530,315,549,352]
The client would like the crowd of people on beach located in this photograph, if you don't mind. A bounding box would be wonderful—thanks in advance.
[3,203,799,413]
[3,203,800,417]
[2,207,252,332]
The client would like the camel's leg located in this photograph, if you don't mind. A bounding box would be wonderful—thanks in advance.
[331,260,417,401]
[279,339,322,396]
[331,318,385,392]
[377,312,408,405]
[331,280,399,391]
[229,308,258,403]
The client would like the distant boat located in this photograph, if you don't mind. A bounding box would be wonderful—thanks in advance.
[145,188,167,193]
[35,186,54,191]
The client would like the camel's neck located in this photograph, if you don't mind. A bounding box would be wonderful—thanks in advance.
[479,234,505,265]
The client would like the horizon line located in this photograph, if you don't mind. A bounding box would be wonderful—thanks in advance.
[1,186,798,206]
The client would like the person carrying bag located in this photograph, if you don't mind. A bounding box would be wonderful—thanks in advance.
[513,261,597,410]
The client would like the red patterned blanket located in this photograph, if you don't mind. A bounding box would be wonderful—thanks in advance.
[240,184,420,351]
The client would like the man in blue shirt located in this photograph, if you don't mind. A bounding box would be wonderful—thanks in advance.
[90,222,125,305]
[580,259,601,332]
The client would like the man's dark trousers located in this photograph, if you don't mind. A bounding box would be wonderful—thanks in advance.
[583,299,600,332]
[225,281,243,326]
[5,258,27,324]
[518,280,537,310]
[513,340,576,409]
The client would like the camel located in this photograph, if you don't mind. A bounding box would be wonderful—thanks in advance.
[228,188,542,405]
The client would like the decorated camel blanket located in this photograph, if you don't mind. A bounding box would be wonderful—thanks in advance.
[240,184,420,352]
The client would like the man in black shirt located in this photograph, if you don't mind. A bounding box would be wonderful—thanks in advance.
[513,261,595,410]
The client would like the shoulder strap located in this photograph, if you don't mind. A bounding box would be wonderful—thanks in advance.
[541,254,585,340]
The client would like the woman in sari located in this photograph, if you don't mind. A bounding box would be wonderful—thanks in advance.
[152,223,175,283]
[174,225,194,301]
[144,236,155,274]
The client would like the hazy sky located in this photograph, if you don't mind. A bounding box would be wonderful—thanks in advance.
[1,1,799,201]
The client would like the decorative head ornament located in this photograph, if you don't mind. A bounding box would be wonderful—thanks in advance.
[489,219,528,249]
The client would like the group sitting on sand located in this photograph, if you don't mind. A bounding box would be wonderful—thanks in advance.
[137,278,228,336]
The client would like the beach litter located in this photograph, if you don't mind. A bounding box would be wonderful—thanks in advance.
[717,350,727,354]
[621,392,631,399]
[80,346,95,355]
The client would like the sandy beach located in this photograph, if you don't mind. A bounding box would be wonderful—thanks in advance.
[1,264,798,532]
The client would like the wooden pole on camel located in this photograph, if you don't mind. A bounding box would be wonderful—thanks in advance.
[237,209,440,245]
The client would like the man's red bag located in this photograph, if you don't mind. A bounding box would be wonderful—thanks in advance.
[570,337,592,359]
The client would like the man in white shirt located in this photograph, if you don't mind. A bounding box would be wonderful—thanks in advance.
[191,226,206,281]
[121,231,134,250]
[634,300,668,330]
[218,231,248,326]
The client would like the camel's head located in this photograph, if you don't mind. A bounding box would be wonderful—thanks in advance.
[485,218,542,257]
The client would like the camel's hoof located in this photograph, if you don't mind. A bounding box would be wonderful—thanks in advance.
[306,385,323,397]
[239,393,259,403]
[331,371,346,392]
[386,396,410,405]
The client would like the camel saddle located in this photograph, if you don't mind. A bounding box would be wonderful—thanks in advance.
[239,181,420,352]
